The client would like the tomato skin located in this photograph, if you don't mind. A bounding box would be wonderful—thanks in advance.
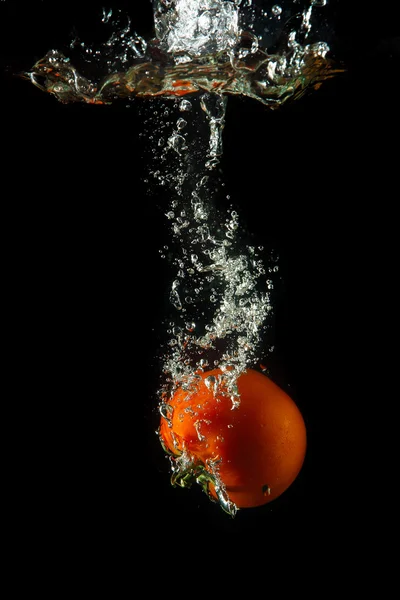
[160,368,307,509]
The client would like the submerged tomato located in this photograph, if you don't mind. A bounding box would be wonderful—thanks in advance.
[159,368,306,510]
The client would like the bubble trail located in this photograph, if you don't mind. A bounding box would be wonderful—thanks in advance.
[143,89,276,416]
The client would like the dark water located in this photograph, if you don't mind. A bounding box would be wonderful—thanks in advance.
[1,1,399,548]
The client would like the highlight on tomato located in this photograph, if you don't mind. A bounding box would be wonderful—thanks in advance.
[159,368,307,516]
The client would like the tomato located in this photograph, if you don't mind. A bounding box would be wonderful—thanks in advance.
[159,368,306,513]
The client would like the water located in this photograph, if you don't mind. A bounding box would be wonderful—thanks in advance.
[23,1,341,515]
[142,91,275,403]
[154,0,240,58]
[25,1,341,108]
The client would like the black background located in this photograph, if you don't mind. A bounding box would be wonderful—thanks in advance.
[1,0,399,550]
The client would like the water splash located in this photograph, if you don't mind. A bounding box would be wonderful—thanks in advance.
[24,1,342,108]
[154,0,241,59]
[22,1,342,515]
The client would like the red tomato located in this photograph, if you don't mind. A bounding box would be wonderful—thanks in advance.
[159,368,307,512]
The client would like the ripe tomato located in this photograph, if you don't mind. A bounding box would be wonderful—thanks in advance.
[159,368,306,513]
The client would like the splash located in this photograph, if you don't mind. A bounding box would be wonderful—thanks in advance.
[25,1,342,108]
[23,1,342,515]
[154,0,240,57]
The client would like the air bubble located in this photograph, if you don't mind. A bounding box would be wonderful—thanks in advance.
[204,375,216,391]
[167,133,187,155]
[177,118,187,130]
[179,99,192,112]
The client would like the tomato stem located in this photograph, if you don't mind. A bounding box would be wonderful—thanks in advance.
[170,456,237,517]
